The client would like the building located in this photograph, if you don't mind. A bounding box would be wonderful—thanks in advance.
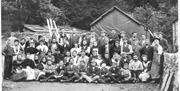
[172,19,178,52]
[90,6,148,38]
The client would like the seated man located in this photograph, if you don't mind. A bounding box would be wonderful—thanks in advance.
[129,55,144,83]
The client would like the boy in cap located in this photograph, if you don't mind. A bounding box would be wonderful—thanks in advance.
[60,58,79,82]
[98,63,109,83]
[42,61,65,82]
[81,60,100,83]
[74,60,88,82]
[39,60,57,82]
[107,62,121,83]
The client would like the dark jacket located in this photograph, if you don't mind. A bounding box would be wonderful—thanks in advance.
[2,44,14,56]
[100,67,109,76]
[112,45,121,55]
[77,65,87,73]
[103,58,112,66]
[49,43,63,54]
[108,66,120,75]
[99,44,113,59]
[159,38,169,51]
[25,47,38,54]
[87,66,100,76]
[21,58,35,69]
[139,45,154,61]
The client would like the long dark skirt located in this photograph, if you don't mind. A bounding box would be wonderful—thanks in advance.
[149,53,161,79]
[4,55,13,79]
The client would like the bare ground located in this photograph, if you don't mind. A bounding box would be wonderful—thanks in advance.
[3,80,160,91]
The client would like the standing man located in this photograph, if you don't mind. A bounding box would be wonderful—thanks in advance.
[99,37,113,59]
[121,39,133,56]
[109,30,119,45]
[2,39,15,79]
[98,31,107,47]
[119,31,126,47]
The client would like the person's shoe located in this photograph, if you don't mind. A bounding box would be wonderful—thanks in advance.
[150,80,156,83]
[110,81,114,84]
[4,77,10,80]
[40,79,47,82]
[136,79,140,83]
[60,80,66,83]
[94,81,98,84]
[83,80,87,83]
[91,81,98,84]
[74,79,81,82]
[118,81,121,84]
[48,79,56,82]
[132,80,136,83]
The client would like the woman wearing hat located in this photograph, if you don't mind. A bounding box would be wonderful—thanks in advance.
[149,38,163,83]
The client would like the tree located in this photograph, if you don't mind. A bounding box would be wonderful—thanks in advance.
[2,0,65,32]
[133,4,177,44]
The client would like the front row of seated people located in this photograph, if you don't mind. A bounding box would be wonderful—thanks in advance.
[12,51,151,83]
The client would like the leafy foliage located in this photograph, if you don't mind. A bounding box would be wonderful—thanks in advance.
[133,5,177,44]
[2,0,178,43]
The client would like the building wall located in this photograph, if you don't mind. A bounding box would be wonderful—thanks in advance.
[172,20,178,52]
[91,10,146,38]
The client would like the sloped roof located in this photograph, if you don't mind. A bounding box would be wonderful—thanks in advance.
[24,24,48,32]
[90,6,142,26]
[24,24,87,33]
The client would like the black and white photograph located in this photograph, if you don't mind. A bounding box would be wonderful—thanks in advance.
[1,0,179,91]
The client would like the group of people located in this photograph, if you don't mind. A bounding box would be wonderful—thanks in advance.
[2,29,169,84]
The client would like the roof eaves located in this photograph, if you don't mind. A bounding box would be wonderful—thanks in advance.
[90,6,143,26]
[90,7,115,26]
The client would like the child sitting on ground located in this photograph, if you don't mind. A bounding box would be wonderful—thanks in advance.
[60,58,79,82]
[120,63,131,83]
[129,55,144,83]
[36,57,47,71]
[74,60,88,82]
[82,60,100,83]
[95,55,103,67]
[46,51,54,62]
[12,54,24,74]
[139,55,151,82]
[111,52,121,67]
[39,60,57,82]
[99,63,109,83]
[42,61,65,82]
[107,62,121,83]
